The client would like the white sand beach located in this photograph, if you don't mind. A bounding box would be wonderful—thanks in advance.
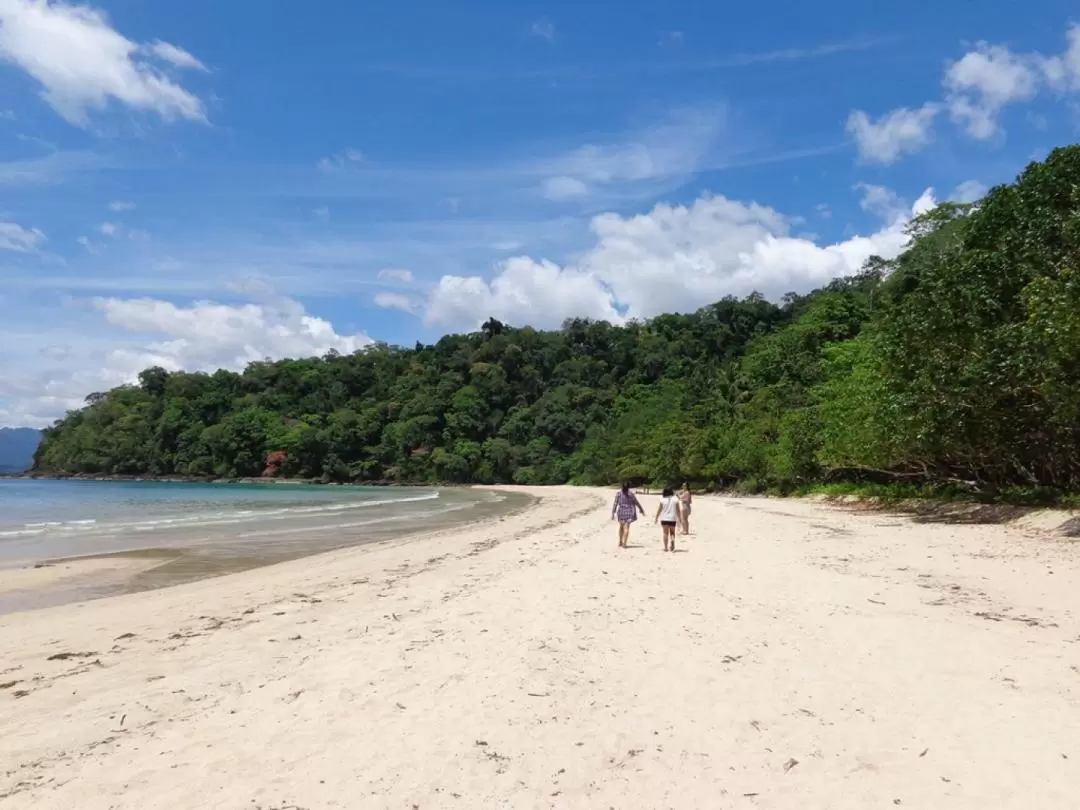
[2,487,1079,809]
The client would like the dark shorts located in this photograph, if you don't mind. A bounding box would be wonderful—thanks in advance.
[661,520,677,528]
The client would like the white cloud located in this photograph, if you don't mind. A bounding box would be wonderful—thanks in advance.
[144,40,207,72]
[815,203,832,219]
[542,175,589,200]
[944,43,1040,139]
[849,25,1080,161]
[0,220,44,252]
[92,296,372,371]
[377,267,414,284]
[855,183,906,222]
[426,256,621,329]
[373,291,418,314]
[530,20,555,42]
[128,228,150,242]
[0,149,114,186]
[1,295,372,426]
[109,200,135,212]
[0,0,207,126]
[951,180,988,203]
[1041,25,1080,90]
[314,206,330,218]
[316,149,364,172]
[550,137,691,183]
[99,221,118,237]
[846,104,939,164]
[425,189,936,331]
[535,108,724,201]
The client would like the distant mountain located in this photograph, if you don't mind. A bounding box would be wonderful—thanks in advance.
[0,427,41,473]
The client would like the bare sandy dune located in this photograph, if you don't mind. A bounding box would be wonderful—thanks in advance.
[1,487,1078,809]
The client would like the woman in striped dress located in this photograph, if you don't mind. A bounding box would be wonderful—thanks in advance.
[611,482,646,548]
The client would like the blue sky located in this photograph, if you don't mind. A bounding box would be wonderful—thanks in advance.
[1,0,1079,426]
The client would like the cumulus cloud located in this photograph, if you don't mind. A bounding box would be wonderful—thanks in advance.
[99,221,118,238]
[0,0,207,126]
[92,296,372,372]
[1040,25,1080,90]
[426,256,621,329]
[0,295,372,426]
[944,43,1040,139]
[846,105,939,164]
[848,24,1080,160]
[109,200,135,212]
[0,220,44,252]
[424,189,936,331]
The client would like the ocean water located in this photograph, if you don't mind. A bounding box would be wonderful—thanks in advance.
[0,479,523,568]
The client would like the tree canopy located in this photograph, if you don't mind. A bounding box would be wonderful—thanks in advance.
[34,146,1080,496]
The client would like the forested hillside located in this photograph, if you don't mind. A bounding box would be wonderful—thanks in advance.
[34,146,1080,496]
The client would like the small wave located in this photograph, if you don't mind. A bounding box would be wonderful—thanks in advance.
[0,490,443,539]
[0,528,45,538]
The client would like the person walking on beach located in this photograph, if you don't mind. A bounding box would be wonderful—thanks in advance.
[655,488,682,552]
[678,482,693,535]
[611,482,646,548]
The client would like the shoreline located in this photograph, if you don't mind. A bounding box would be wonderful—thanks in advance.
[2,488,1079,808]
[11,473,1080,524]
[4,471,439,487]
[0,487,535,615]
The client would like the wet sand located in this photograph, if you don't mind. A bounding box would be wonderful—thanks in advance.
[0,489,532,614]
[1,487,1079,808]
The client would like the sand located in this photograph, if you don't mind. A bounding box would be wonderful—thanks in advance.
[0,555,166,596]
[0,555,171,615]
[1,487,1079,809]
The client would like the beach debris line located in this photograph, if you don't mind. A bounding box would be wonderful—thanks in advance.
[46,651,98,661]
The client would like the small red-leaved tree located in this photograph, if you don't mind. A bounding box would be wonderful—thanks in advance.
[263,450,288,477]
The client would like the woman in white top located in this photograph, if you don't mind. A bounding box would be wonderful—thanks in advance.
[653,487,682,552]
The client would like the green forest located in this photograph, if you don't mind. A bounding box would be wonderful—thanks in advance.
[33,146,1080,498]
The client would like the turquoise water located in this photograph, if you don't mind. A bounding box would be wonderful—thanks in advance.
[0,479,509,565]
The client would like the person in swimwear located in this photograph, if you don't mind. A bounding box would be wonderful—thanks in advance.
[678,482,693,535]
